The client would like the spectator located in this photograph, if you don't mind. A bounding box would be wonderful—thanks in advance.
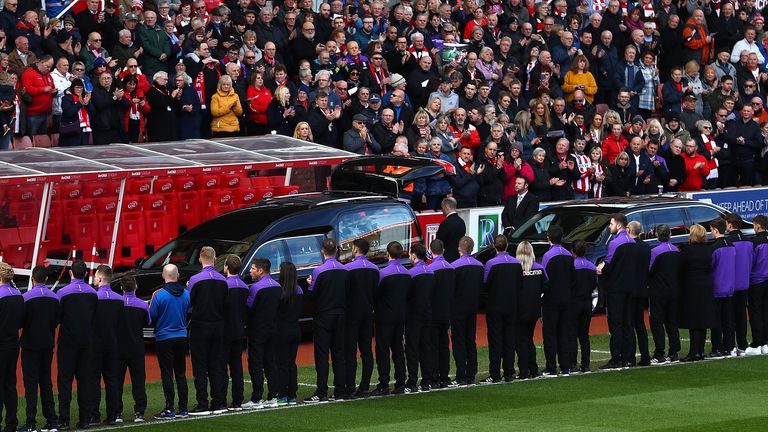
[266,86,296,137]
[90,70,127,145]
[663,111,691,148]
[626,136,654,194]
[562,55,597,103]
[210,75,242,137]
[245,72,271,135]
[450,146,481,208]
[679,138,711,191]
[681,9,711,65]
[138,11,172,79]
[111,29,142,71]
[174,71,202,140]
[343,113,381,155]
[724,104,763,186]
[145,71,178,142]
[526,147,552,201]
[606,151,633,196]
[59,79,94,146]
[601,122,629,165]
[9,36,35,77]
[81,32,117,75]
[20,55,54,137]
[512,110,540,160]
[660,138,687,191]
[121,75,149,143]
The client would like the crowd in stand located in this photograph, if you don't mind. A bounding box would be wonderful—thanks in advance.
[3,0,768,208]
[0,204,766,431]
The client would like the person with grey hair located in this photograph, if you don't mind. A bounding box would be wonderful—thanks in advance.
[112,28,143,70]
[436,197,465,263]
[525,147,553,201]
[89,69,127,145]
[174,71,202,139]
[150,264,191,420]
[310,70,341,108]
[146,70,180,141]
[138,10,171,78]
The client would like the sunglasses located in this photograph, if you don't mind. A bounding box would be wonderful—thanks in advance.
[74,68,84,71]
[245,56,256,59]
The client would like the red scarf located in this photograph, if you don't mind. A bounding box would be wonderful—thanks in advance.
[72,94,92,132]
[194,62,221,109]
[368,63,388,95]
[408,45,429,60]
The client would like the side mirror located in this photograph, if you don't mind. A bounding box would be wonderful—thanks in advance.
[503,226,516,237]
[134,257,145,268]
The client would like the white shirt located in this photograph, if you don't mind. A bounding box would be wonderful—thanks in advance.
[730,38,765,64]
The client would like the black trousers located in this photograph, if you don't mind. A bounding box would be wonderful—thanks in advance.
[0,346,18,430]
[451,312,477,383]
[711,297,735,353]
[275,324,300,400]
[630,297,651,363]
[57,344,91,424]
[486,312,515,379]
[570,300,592,369]
[733,290,749,350]
[224,339,245,407]
[513,320,538,377]
[374,321,406,389]
[155,337,188,412]
[688,329,707,357]
[429,321,451,385]
[117,353,147,416]
[607,291,633,364]
[247,331,277,402]
[89,350,121,421]
[649,296,680,358]
[344,315,374,394]
[313,312,346,397]
[189,322,227,409]
[405,317,432,387]
[542,304,571,371]
[749,282,768,346]
[21,348,56,426]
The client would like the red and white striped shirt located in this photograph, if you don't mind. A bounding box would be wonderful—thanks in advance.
[592,162,605,198]
[572,153,592,194]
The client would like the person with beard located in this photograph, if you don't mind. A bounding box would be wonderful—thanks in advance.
[593,31,620,105]
[679,138,711,191]
[288,21,322,72]
[660,138,687,191]
[475,141,507,206]
[451,147,482,208]
[450,108,482,156]
[611,89,639,126]
[307,91,341,148]
[468,106,490,143]
[723,104,762,186]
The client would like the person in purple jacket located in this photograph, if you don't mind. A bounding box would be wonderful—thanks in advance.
[541,225,575,376]
[117,272,150,423]
[708,217,737,358]
[450,237,484,386]
[305,238,348,403]
[426,239,455,389]
[515,241,545,379]
[747,215,768,355]
[222,255,249,411]
[275,262,303,406]
[405,244,434,393]
[482,235,523,383]
[571,240,597,373]
[647,225,681,364]
[725,213,752,357]
[0,263,23,432]
[19,266,59,432]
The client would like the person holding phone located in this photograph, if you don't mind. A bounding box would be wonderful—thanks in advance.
[59,78,94,146]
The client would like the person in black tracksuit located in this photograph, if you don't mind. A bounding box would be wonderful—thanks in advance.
[572,240,597,373]
[306,238,349,402]
[187,247,229,415]
[648,225,681,364]
[709,218,737,357]
[117,273,150,422]
[450,237,484,386]
[483,235,523,383]
[540,226,575,376]
[748,215,768,352]
[599,214,635,369]
[372,242,411,396]
[275,262,303,405]
[90,265,125,426]
[223,256,249,410]
[726,214,753,355]
[405,244,434,392]
[56,261,98,430]
[19,266,60,432]
[0,263,23,432]
[244,258,282,408]
[627,221,652,366]
[514,241,544,380]
[426,239,455,389]
[343,240,378,397]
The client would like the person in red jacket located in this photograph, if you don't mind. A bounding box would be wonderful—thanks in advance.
[118,58,151,95]
[449,108,481,157]
[601,123,628,166]
[20,55,55,136]
[245,72,272,135]
[680,138,711,191]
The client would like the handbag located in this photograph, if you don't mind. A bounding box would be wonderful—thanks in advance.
[59,119,80,136]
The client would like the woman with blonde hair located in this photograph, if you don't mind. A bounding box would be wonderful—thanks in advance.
[267,86,296,136]
[433,114,460,161]
[211,75,243,137]
[407,108,434,145]
[531,99,551,137]
[562,55,598,103]
[679,223,716,361]
[426,96,442,123]
[644,118,665,146]
[293,121,313,142]
[515,240,545,379]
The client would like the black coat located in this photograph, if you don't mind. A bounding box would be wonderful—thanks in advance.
[436,213,466,263]
[176,84,201,140]
[145,86,178,142]
[526,159,551,202]
[475,157,507,205]
[501,192,540,230]
[90,85,127,144]
[606,164,633,197]
[678,243,716,329]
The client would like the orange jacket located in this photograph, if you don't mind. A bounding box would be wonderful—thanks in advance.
[682,18,711,64]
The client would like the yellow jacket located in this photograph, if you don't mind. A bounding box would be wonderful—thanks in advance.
[561,71,598,104]
[210,89,243,133]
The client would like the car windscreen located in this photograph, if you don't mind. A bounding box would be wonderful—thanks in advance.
[511,210,612,243]
[141,236,257,272]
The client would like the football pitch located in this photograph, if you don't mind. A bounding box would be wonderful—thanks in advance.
[69,333,768,432]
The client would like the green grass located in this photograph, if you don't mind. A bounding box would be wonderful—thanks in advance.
[34,332,768,431]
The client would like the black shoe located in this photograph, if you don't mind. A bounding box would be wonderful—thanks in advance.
[622,361,636,368]
[638,358,651,367]
[599,361,621,370]
[541,369,557,377]
[103,418,117,426]
[559,369,571,376]
[15,424,35,432]
[580,366,592,373]
[304,393,328,403]
[420,383,431,392]
[189,405,211,416]
[404,385,419,393]
[56,423,69,432]
[438,381,449,389]
[371,387,390,397]
[503,375,515,382]
[392,386,406,395]
[667,353,679,363]
[354,389,371,398]
[40,423,58,432]
[74,422,88,430]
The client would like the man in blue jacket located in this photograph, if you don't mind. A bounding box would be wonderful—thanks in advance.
[150,264,191,421]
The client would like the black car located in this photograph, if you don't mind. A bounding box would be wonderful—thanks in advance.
[113,155,452,338]
[475,195,754,311]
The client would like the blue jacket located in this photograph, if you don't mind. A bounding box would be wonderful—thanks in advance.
[149,282,190,341]
[426,152,453,196]
[615,61,645,109]
[627,150,655,195]
[450,160,480,204]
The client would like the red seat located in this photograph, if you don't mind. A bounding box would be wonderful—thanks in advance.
[274,185,300,196]
[174,176,196,192]
[233,188,258,208]
[93,196,118,215]
[128,178,152,195]
[9,201,40,227]
[122,196,143,213]
[7,184,41,203]
[198,174,220,190]
[0,228,23,268]
[57,183,82,201]
[268,176,286,187]
[203,189,235,219]
[249,176,271,188]
[17,226,47,267]
[117,211,146,267]
[252,186,274,200]
[83,181,112,198]
[220,173,242,190]
[143,195,170,255]
[159,193,180,236]
[177,191,202,233]
[45,201,67,253]
[153,177,175,194]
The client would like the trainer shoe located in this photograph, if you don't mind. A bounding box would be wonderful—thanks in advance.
[666,353,680,363]
[446,380,460,388]
[744,346,762,356]
[241,400,263,410]
[40,424,57,432]
[56,423,69,432]
[420,383,432,392]
[276,397,288,406]
[650,356,666,365]
[153,410,176,421]
[371,387,390,397]
[16,424,36,432]
[133,413,144,423]
[304,394,328,403]
[761,344,768,354]
[228,404,243,411]
[480,376,501,384]
[541,369,558,377]
[177,410,189,418]
[263,398,279,408]
[189,405,211,416]
[559,369,571,377]
[404,385,419,393]
[211,405,228,414]
[288,398,298,405]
